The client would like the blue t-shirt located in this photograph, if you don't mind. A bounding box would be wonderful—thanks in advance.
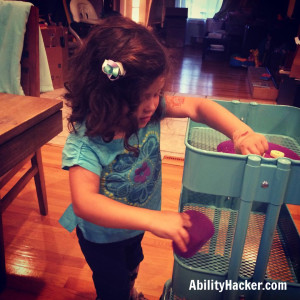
[59,122,162,243]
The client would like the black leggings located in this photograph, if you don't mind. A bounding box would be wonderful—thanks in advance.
[76,227,144,300]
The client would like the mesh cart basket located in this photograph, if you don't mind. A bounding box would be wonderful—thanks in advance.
[161,100,300,300]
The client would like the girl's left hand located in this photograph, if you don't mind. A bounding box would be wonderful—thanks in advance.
[233,130,269,155]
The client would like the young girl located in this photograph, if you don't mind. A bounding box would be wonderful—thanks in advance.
[59,16,268,300]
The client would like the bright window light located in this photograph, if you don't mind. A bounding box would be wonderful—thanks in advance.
[176,0,223,19]
[132,0,140,23]
[132,0,140,7]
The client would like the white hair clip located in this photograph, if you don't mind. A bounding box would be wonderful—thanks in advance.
[102,59,126,81]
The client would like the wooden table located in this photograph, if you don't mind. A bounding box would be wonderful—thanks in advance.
[0,93,63,290]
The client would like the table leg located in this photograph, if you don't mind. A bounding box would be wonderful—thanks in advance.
[31,149,48,216]
[0,214,6,291]
[202,38,208,60]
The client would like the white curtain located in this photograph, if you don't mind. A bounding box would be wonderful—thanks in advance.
[175,0,223,19]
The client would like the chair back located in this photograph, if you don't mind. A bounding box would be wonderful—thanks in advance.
[62,0,103,44]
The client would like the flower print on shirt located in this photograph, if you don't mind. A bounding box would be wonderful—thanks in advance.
[102,131,161,207]
[134,162,151,183]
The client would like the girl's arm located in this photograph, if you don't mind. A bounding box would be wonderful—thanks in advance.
[164,95,268,155]
[69,165,191,252]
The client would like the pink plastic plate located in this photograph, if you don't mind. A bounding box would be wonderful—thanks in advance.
[217,140,300,160]
[173,210,215,259]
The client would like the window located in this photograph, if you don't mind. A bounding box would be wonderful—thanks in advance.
[175,0,223,19]
[132,0,140,23]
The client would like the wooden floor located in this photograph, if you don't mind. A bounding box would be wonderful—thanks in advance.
[1,46,299,300]
[1,145,184,300]
[165,46,253,100]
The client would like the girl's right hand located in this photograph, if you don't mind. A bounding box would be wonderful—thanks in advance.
[148,211,192,253]
[233,129,269,155]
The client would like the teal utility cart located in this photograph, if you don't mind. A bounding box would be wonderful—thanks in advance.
[161,100,300,300]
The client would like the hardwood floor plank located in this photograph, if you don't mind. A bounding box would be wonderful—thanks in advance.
[166,46,252,99]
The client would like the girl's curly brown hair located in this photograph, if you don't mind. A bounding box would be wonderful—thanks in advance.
[64,16,169,155]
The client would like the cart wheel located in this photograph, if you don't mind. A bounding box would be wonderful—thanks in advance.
[160,279,172,300]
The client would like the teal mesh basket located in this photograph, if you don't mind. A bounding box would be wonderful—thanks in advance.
[161,100,300,300]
